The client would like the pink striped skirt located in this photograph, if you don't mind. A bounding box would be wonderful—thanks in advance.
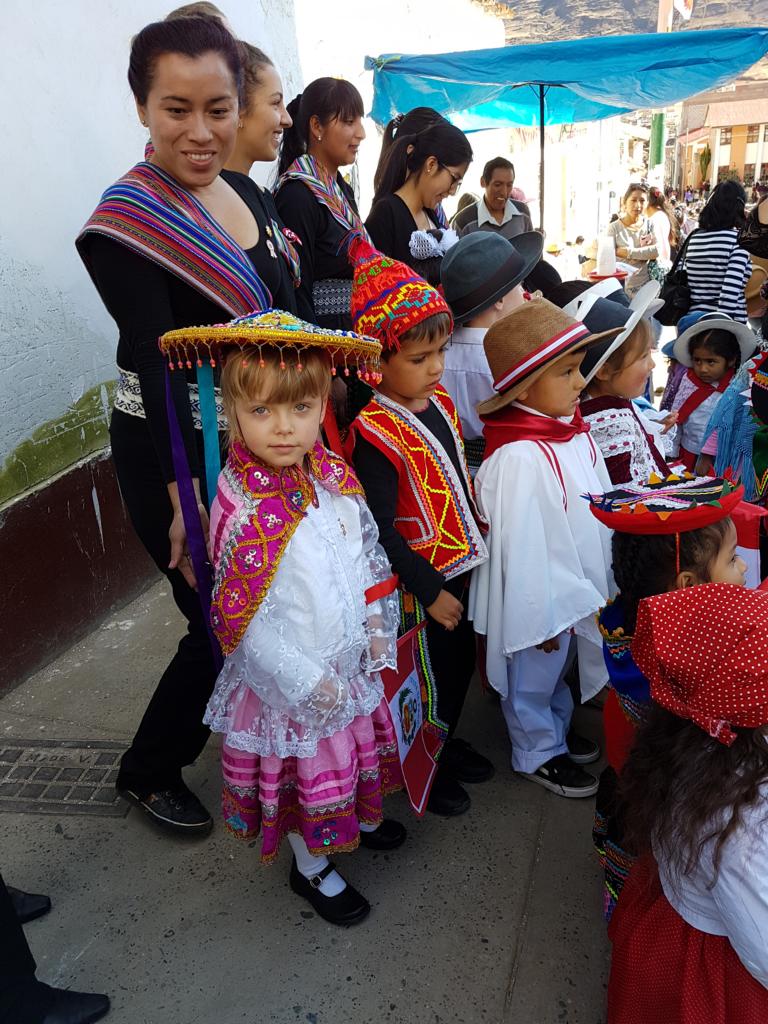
[220,700,402,863]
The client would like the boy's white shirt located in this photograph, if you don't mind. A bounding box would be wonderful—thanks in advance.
[441,325,494,441]
[468,404,615,701]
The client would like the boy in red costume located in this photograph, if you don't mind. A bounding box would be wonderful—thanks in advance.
[346,237,490,816]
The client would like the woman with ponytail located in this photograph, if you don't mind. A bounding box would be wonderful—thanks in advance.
[275,77,367,330]
[373,107,449,208]
[365,121,472,285]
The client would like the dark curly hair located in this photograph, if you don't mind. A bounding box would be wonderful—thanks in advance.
[620,705,768,885]
[612,519,732,632]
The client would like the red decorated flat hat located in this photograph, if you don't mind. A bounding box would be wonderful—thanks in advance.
[347,233,452,351]
[587,474,743,534]
[632,583,768,746]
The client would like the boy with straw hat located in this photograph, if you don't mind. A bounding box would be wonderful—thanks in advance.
[469,298,622,797]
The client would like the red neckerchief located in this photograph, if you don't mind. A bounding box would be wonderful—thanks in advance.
[481,405,590,461]
[676,368,734,426]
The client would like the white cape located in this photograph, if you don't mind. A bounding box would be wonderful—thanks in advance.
[469,430,614,702]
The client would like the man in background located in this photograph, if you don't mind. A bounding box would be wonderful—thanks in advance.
[453,157,534,239]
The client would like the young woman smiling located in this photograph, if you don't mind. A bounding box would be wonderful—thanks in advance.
[366,121,473,286]
[76,16,300,836]
[275,77,368,330]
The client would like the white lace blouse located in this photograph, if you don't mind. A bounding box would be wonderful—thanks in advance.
[204,486,398,758]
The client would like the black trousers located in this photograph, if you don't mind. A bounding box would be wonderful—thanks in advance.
[0,874,49,1023]
[110,411,217,793]
[425,573,477,741]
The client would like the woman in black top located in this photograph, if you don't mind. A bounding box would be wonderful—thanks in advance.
[275,78,367,330]
[76,17,298,836]
[366,121,472,286]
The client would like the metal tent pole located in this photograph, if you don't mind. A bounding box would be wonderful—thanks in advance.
[539,84,545,231]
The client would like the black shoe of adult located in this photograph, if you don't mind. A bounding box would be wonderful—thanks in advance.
[426,772,471,817]
[118,785,213,836]
[38,983,110,1024]
[289,858,370,926]
[440,738,495,783]
[8,885,52,924]
[359,819,407,851]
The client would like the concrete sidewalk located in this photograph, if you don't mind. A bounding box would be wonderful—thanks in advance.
[2,582,609,1024]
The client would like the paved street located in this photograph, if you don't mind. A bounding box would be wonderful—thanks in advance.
[2,582,609,1024]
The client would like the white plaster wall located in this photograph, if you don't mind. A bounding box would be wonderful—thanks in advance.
[0,0,300,468]
[293,0,505,219]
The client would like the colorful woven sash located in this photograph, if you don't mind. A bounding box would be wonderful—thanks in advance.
[210,439,364,656]
[77,161,272,317]
[277,155,370,240]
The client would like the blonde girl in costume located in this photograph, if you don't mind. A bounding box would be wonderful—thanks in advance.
[160,311,404,926]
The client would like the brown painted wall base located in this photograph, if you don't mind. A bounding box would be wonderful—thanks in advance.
[1,451,157,693]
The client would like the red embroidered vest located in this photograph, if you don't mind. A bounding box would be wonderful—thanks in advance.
[349,388,487,581]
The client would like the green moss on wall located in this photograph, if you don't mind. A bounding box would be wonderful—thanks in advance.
[0,381,116,506]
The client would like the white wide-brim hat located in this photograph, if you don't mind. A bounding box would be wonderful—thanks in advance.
[672,312,757,368]
[580,281,662,384]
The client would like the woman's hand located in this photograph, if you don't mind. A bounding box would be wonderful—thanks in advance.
[167,481,211,590]
[615,246,630,259]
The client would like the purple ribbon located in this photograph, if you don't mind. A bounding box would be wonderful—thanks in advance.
[165,368,223,671]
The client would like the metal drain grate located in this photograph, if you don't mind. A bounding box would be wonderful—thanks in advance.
[0,740,129,817]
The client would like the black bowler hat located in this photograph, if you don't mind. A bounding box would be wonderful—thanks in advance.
[440,231,544,324]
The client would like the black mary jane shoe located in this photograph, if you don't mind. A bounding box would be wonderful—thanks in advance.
[289,858,370,926]
[358,819,407,851]
[8,885,52,924]
[118,785,213,836]
[440,738,495,783]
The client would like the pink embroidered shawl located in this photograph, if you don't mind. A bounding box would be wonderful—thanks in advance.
[210,440,364,655]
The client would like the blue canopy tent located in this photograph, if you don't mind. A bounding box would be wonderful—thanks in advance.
[366,28,768,228]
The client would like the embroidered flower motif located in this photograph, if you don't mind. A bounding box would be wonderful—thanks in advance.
[312,821,339,847]
[263,512,283,529]
[224,584,248,611]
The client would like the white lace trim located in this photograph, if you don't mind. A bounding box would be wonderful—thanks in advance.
[583,404,664,487]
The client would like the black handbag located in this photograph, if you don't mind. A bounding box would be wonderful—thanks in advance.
[655,229,698,327]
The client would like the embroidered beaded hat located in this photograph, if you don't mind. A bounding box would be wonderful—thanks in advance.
[632,583,768,746]
[672,311,756,368]
[158,308,382,381]
[347,233,452,351]
[440,231,544,324]
[476,297,623,415]
[587,473,744,534]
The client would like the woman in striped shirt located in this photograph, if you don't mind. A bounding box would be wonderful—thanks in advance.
[682,181,752,324]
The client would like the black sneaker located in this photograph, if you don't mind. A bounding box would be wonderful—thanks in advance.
[520,754,599,798]
[567,730,601,765]
[119,784,214,836]
[440,738,495,783]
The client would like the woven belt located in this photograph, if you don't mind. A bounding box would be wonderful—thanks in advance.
[114,367,228,432]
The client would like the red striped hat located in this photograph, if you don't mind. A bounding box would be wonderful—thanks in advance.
[477,298,623,415]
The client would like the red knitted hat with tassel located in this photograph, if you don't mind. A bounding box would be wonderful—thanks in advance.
[347,233,452,350]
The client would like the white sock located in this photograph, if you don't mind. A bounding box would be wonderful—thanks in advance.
[287,833,347,897]
[358,821,378,833]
